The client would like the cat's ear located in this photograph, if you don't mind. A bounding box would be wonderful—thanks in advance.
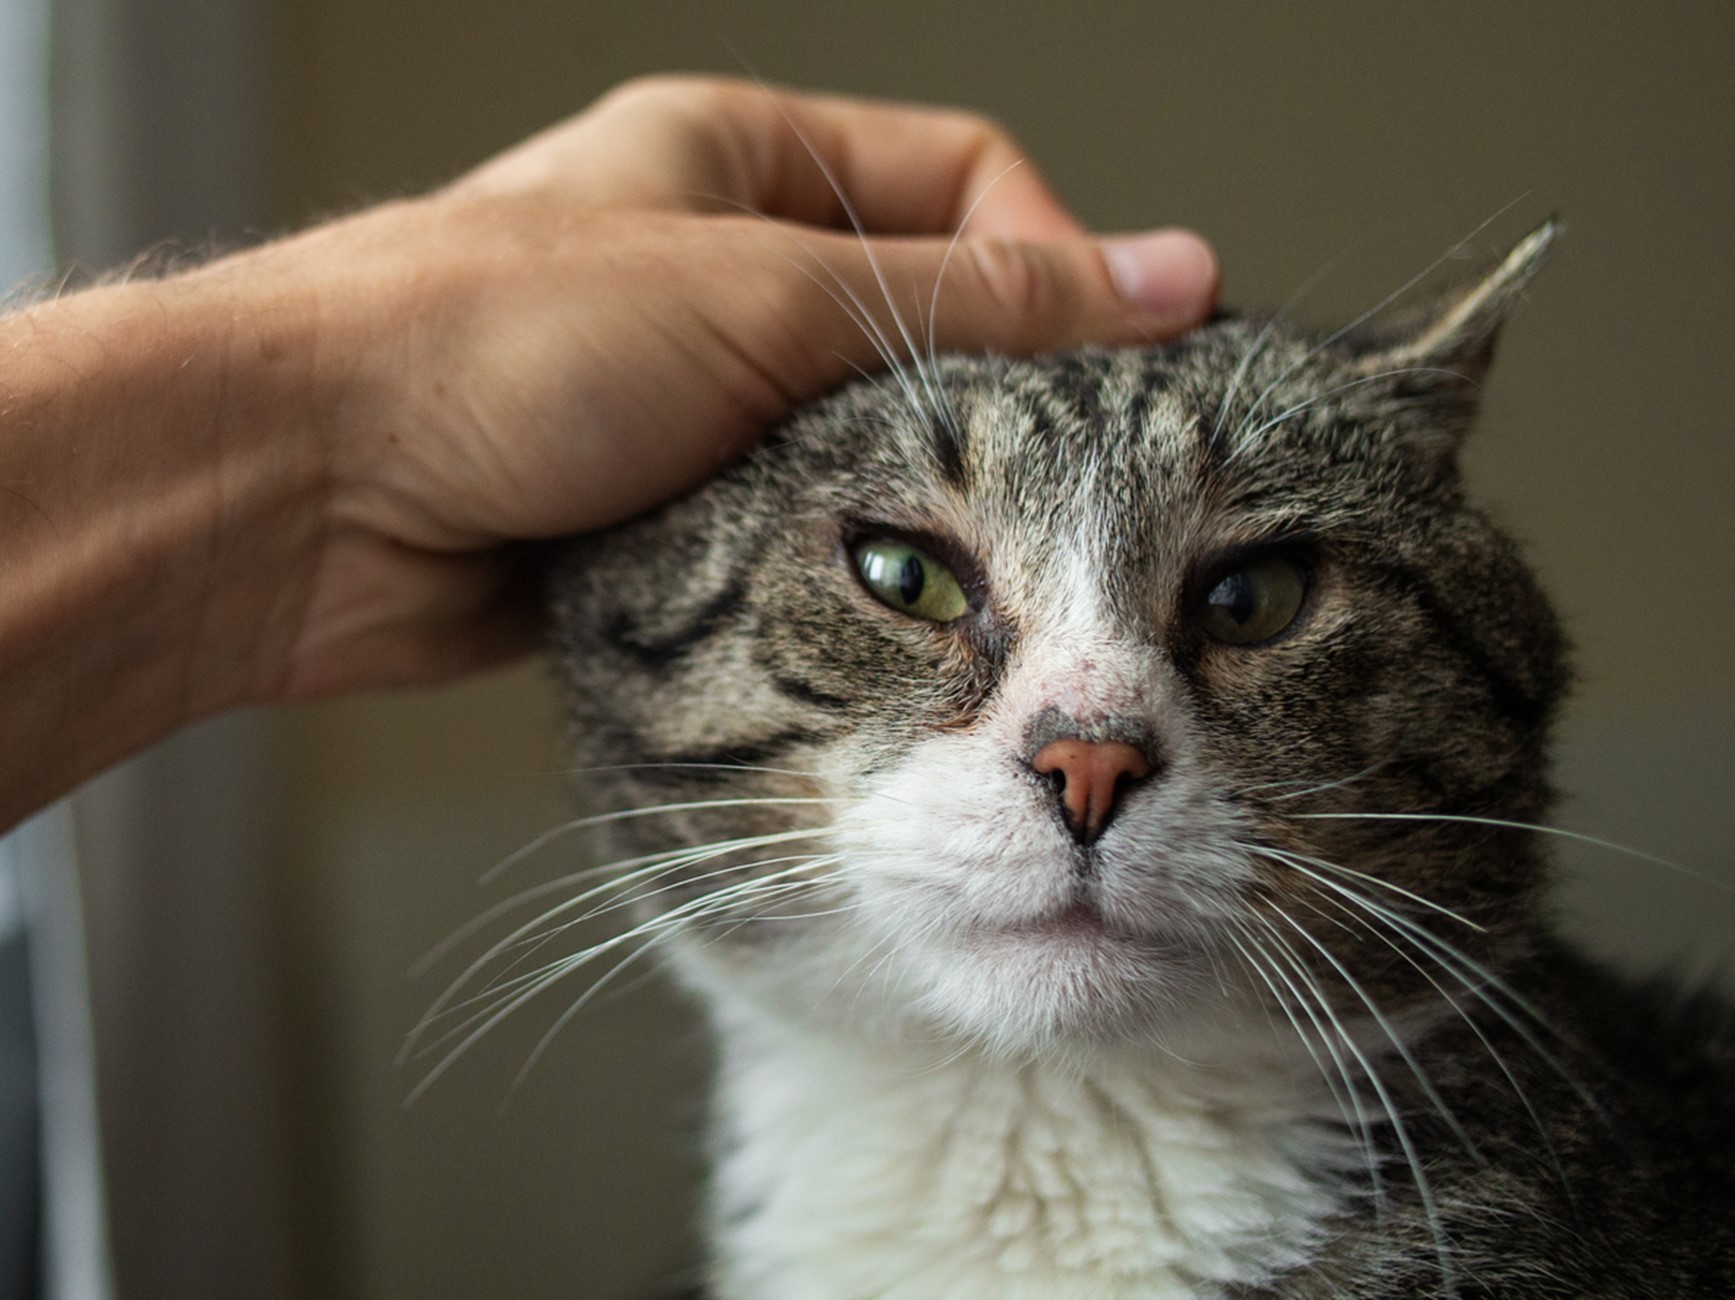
[1354,219,1558,381]
[1349,219,1559,462]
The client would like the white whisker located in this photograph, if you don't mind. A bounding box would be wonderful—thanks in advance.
[1251,910,1458,1292]
[1234,200,1531,442]
[405,864,832,1103]
[405,829,835,1058]
[1228,366,1469,462]
[1256,843,1485,932]
[1210,245,1357,443]
[1294,811,1726,891]
[479,795,843,884]
[1223,922,1387,1200]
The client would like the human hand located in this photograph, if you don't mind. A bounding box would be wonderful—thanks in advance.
[0,76,1216,828]
[262,76,1218,696]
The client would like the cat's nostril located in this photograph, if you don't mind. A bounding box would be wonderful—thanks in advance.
[1030,738,1155,846]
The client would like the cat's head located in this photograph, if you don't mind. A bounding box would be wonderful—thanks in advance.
[549,224,1566,1058]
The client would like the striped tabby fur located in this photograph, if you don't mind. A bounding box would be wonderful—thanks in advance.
[540,224,1734,1297]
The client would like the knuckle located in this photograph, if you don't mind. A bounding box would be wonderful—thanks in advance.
[962,238,1066,330]
[941,111,1028,168]
[940,107,1014,147]
[595,74,746,123]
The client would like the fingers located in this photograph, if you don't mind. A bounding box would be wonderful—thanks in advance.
[773,224,1218,381]
[462,75,1220,366]
[671,79,1087,239]
[476,75,1088,241]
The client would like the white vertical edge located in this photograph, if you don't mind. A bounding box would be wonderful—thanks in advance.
[41,0,289,1283]
[2,0,115,1293]
[0,0,53,298]
[10,807,116,1300]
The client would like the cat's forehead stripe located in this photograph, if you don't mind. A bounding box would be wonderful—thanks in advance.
[929,413,968,489]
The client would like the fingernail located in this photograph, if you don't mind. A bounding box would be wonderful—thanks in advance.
[1101,230,1218,319]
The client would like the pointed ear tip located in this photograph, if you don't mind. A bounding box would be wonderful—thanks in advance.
[1509,216,1565,270]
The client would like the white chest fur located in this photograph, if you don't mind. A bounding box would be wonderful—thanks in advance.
[706,1020,1356,1300]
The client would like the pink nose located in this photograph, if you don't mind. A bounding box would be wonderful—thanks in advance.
[1030,738,1153,845]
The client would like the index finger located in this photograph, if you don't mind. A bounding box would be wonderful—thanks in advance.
[588,76,1089,241]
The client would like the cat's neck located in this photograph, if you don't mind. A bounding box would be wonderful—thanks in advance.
[702,1002,1363,1300]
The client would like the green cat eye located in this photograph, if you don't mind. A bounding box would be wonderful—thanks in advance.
[851,539,970,623]
[1198,552,1309,646]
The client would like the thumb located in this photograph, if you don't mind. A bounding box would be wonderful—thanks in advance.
[802,227,1218,366]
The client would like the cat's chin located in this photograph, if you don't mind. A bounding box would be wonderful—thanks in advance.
[903,907,1205,1054]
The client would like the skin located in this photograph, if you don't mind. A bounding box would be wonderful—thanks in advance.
[0,75,1217,833]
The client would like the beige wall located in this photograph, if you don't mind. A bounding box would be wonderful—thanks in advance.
[262,4,1735,1297]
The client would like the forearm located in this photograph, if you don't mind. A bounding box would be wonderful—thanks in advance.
[0,262,330,829]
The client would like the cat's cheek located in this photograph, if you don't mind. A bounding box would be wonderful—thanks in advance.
[837,737,1079,926]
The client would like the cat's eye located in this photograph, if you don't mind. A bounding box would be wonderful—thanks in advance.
[1197,552,1310,646]
[851,539,970,623]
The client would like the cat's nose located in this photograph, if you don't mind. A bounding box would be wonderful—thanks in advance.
[1030,737,1154,846]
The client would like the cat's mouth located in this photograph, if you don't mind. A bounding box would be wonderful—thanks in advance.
[994,898,1132,945]
[1021,899,1102,931]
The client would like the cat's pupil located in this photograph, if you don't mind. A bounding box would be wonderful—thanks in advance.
[1212,573,1256,625]
[896,554,925,606]
[1198,552,1307,644]
[851,539,969,622]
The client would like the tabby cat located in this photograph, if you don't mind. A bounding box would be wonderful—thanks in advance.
[532,224,1734,1297]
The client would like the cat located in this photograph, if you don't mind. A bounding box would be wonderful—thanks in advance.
[523,222,1735,1298]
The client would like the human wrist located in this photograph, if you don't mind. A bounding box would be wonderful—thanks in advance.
[0,262,331,823]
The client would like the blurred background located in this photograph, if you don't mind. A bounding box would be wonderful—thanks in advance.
[3,2,1731,1298]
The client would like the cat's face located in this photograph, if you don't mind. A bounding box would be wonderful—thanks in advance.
[550,227,1566,1057]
